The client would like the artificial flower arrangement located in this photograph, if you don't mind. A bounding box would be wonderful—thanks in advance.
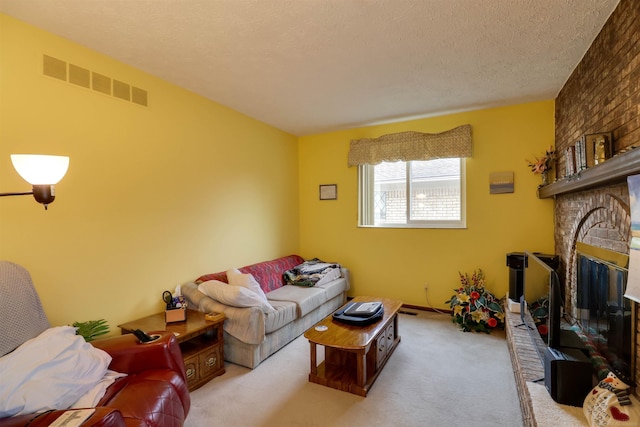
[446,269,505,333]
[526,146,556,174]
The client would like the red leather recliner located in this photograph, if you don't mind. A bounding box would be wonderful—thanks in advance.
[0,261,190,427]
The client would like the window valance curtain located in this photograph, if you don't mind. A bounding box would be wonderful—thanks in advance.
[347,124,472,166]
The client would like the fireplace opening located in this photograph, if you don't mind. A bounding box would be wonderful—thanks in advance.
[573,242,634,383]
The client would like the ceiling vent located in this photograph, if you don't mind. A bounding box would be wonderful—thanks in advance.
[113,80,130,101]
[43,55,66,81]
[92,72,111,95]
[69,64,90,89]
[42,54,148,107]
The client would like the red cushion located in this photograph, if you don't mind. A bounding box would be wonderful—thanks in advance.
[195,271,227,284]
[195,254,305,293]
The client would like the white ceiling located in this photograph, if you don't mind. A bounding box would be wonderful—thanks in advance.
[0,0,620,136]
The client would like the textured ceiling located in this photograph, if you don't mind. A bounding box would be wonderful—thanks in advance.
[0,0,620,136]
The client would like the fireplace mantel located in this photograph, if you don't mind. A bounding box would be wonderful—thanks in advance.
[538,148,640,198]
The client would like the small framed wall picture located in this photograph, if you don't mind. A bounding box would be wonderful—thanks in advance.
[489,171,514,194]
[319,184,337,200]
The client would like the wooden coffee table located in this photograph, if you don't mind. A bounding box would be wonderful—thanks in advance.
[304,296,402,397]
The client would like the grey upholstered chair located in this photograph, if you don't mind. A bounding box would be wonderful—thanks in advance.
[0,261,50,357]
[0,260,191,426]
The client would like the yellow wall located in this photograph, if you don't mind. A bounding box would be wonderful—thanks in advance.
[0,15,299,332]
[0,14,556,331]
[298,101,556,309]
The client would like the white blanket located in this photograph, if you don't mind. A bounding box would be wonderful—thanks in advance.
[181,282,267,345]
[0,326,118,417]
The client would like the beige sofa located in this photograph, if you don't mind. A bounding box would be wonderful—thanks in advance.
[181,255,349,369]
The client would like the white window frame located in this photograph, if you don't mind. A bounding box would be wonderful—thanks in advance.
[358,158,466,229]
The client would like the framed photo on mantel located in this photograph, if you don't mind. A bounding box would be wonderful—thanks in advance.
[573,132,613,174]
[319,184,337,200]
[584,132,613,166]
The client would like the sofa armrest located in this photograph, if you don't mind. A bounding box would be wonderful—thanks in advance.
[91,332,186,379]
[181,281,266,344]
[0,408,125,427]
[341,267,350,291]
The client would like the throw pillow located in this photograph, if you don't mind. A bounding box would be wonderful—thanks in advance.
[227,268,273,309]
[198,280,275,313]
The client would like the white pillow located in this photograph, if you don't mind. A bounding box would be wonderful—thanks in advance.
[198,280,275,313]
[227,268,272,303]
[0,326,112,417]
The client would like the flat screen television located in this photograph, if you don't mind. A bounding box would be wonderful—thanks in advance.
[521,252,562,352]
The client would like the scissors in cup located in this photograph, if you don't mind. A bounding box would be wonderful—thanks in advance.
[163,291,174,309]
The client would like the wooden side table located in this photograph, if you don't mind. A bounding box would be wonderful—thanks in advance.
[118,309,226,391]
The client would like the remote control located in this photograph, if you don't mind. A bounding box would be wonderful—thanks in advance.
[133,329,154,342]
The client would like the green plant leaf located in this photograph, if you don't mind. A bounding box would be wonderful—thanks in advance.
[488,301,502,312]
[477,295,487,307]
[73,319,110,342]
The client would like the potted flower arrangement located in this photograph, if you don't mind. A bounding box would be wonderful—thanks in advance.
[445,269,505,333]
[526,146,556,186]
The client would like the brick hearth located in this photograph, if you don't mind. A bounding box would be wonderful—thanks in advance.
[505,305,545,427]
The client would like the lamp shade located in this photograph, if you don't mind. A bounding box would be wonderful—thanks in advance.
[10,154,69,185]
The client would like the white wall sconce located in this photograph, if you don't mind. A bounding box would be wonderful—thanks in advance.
[0,154,70,209]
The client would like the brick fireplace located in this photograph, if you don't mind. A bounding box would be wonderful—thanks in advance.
[555,180,636,369]
[554,184,634,377]
[553,0,640,397]
[505,180,636,426]
[507,1,640,424]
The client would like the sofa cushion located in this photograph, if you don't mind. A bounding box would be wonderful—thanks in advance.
[316,277,349,301]
[264,300,298,334]
[267,285,328,317]
[198,280,275,313]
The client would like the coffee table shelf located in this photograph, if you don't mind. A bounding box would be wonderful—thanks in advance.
[304,296,402,397]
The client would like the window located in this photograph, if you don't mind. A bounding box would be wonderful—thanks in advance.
[358,158,466,228]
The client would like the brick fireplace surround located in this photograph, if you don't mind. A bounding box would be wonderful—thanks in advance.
[504,1,640,425]
[506,182,634,424]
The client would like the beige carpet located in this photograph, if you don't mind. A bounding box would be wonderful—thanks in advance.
[186,311,524,427]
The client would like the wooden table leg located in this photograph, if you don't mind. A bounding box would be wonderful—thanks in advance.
[356,349,366,387]
[394,314,398,338]
[309,341,317,376]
